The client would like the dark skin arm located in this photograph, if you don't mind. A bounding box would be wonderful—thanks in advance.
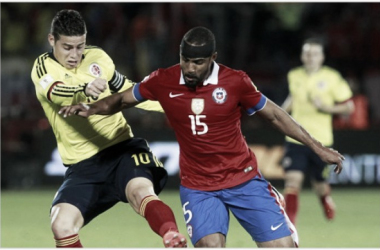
[59,87,138,117]
[257,99,344,174]
[60,90,344,174]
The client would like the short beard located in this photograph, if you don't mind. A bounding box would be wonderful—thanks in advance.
[184,79,199,88]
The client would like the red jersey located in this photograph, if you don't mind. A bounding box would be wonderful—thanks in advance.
[133,62,267,191]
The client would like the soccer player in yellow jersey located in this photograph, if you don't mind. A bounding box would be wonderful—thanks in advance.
[281,38,354,225]
[31,9,186,248]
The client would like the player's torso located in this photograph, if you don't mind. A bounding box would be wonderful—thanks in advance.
[33,48,131,164]
[289,67,338,110]
[147,65,259,190]
[48,48,113,95]
[288,66,338,145]
[156,65,243,148]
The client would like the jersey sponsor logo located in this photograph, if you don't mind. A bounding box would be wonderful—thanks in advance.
[191,98,204,115]
[89,63,102,77]
[212,87,227,104]
[39,74,54,89]
[271,223,283,231]
[169,92,184,98]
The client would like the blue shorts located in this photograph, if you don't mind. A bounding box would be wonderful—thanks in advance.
[180,176,291,245]
[282,142,329,181]
[52,138,167,225]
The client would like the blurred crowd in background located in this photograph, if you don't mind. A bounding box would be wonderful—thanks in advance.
[2,2,380,188]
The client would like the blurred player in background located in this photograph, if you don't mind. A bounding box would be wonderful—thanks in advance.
[31,9,186,248]
[60,27,346,248]
[281,38,354,225]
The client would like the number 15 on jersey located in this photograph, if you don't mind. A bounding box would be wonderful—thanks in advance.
[188,115,208,135]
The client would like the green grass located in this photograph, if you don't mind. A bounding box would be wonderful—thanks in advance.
[1,187,379,248]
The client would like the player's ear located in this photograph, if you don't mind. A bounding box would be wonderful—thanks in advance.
[48,34,55,47]
[211,52,218,61]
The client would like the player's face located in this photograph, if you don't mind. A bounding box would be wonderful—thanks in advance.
[301,43,324,72]
[48,34,86,69]
[180,53,217,87]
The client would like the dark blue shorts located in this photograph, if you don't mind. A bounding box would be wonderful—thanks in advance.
[180,176,292,245]
[282,142,329,181]
[52,137,168,225]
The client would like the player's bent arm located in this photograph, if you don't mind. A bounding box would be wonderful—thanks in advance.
[111,75,163,113]
[314,99,355,115]
[257,99,344,174]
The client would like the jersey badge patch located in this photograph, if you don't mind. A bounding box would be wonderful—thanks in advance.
[39,74,54,89]
[191,98,204,115]
[89,63,102,77]
[212,87,227,104]
[317,81,327,89]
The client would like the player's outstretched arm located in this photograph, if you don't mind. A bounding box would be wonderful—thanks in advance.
[59,87,140,117]
[257,99,344,174]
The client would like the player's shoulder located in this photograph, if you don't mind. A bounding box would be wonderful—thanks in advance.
[33,52,49,62]
[31,52,54,79]
[83,45,110,59]
[218,63,249,79]
[288,66,304,75]
[320,65,341,76]
[154,64,181,77]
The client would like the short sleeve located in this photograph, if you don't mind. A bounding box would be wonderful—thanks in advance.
[133,70,161,101]
[332,74,353,103]
[239,74,266,115]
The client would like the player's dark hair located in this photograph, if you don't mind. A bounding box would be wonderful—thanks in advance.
[180,26,216,58]
[303,37,326,51]
[50,9,87,41]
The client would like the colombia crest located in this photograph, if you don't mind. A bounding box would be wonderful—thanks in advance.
[212,87,227,104]
[89,63,102,77]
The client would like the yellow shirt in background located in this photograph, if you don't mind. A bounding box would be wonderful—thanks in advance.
[286,66,352,146]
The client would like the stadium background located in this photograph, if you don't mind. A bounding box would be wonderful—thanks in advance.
[1,2,380,248]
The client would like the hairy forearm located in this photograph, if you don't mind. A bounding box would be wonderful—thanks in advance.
[261,105,324,153]
[258,100,345,174]
[90,92,125,115]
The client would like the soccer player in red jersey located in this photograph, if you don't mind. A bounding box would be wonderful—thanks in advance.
[32,9,186,248]
[61,27,345,248]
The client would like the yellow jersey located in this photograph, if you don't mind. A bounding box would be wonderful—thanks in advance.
[31,46,162,165]
[286,66,352,146]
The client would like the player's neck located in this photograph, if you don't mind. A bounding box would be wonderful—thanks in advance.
[305,66,322,75]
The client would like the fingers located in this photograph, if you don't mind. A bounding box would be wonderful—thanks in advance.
[86,78,107,98]
[58,106,77,117]
[58,103,90,118]
[324,147,344,175]
[333,151,345,175]
[334,163,342,174]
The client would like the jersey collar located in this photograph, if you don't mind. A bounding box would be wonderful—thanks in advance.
[180,61,219,86]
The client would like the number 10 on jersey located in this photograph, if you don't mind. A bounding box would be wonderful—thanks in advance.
[188,115,208,135]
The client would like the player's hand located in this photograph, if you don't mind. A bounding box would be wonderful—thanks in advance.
[85,78,107,99]
[317,147,345,174]
[59,103,92,118]
[312,97,331,113]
